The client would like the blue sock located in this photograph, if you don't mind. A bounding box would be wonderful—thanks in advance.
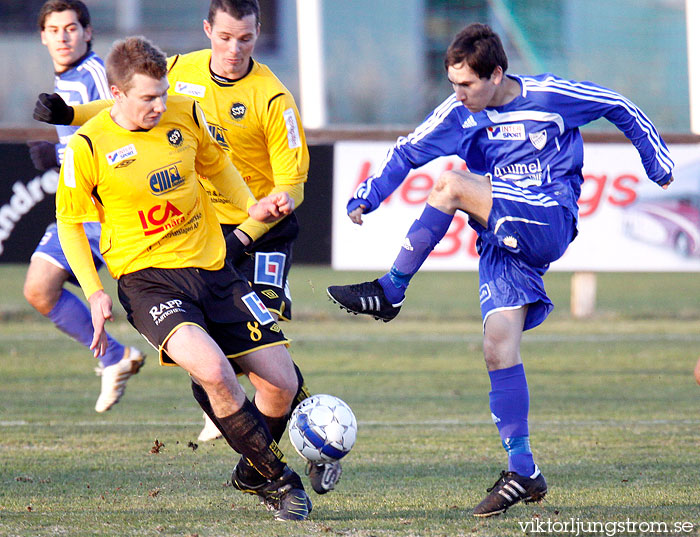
[378,204,453,303]
[47,289,125,367]
[488,363,536,476]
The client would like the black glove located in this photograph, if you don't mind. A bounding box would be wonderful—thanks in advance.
[225,229,251,264]
[33,92,74,125]
[27,140,59,171]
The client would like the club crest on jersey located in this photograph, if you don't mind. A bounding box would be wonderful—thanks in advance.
[167,129,184,147]
[241,292,274,325]
[230,102,247,121]
[174,81,206,98]
[529,129,547,150]
[487,123,525,140]
[106,144,137,166]
[207,123,230,150]
[148,162,184,195]
[138,201,184,236]
[254,252,286,288]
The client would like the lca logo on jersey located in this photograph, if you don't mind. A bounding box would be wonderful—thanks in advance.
[174,81,206,99]
[529,129,547,150]
[254,252,286,288]
[487,123,525,140]
[148,162,184,195]
[242,292,274,325]
[106,144,137,166]
[230,102,247,121]
[207,123,230,150]
[138,201,184,236]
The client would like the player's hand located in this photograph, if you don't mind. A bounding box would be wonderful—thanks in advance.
[249,192,295,222]
[27,140,58,171]
[225,228,251,262]
[348,204,367,225]
[661,175,674,190]
[88,290,113,358]
[33,92,74,125]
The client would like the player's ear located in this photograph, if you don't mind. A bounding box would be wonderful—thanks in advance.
[491,65,504,85]
[203,18,212,39]
[83,24,93,44]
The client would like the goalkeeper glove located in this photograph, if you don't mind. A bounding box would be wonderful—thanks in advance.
[33,93,74,125]
[27,140,59,171]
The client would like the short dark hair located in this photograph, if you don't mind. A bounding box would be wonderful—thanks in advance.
[38,0,91,31]
[444,23,508,79]
[106,36,167,92]
[208,0,260,26]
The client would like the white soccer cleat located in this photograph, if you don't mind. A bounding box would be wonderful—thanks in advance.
[94,346,146,413]
[197,412,223,442]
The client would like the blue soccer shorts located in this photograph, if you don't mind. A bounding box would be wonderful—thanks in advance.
[472,180,577,331]
[31,222,105,286]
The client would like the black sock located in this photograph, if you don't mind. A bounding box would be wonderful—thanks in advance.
[238,362,310,483]
[291,362,311,410]
[190,380,286,479]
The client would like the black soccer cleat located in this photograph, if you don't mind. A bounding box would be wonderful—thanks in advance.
[472,466,547,518]
[232,464,311,521]
[326,279,403,322]
[306,460,342,494]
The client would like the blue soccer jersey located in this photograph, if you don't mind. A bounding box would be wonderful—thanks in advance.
[53,50,110,164]
[350,73,674,221]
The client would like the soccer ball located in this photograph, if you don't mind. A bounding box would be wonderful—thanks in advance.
[288,394,357,463]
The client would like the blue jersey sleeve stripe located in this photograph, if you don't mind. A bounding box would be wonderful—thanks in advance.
[541,78,673,168]
[524,77,674,174]
[408,96,461,144]
[361,95,462,196]
[530,77,666,149]
[83,59,110,99]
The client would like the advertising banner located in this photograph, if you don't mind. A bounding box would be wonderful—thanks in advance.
[0,143,58,263]
[332,141,700,272]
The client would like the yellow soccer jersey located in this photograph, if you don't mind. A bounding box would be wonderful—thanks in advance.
[167,50,309,226]
[56,95,252,279]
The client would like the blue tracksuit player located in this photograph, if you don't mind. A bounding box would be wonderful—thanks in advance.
[24,0,144,415]
[327,23,673,518]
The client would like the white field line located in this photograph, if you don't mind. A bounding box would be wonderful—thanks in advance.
[2,332,700,344]
[2,418,699,428]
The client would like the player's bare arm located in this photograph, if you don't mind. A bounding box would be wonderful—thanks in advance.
[87,289,113,357]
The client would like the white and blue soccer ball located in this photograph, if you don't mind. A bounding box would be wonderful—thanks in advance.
[288,394,357,463]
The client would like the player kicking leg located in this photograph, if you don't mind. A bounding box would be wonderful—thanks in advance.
[328,169,573,516]
[24,223,145,412]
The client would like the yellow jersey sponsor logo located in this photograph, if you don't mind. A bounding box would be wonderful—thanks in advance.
[138,201,184,236]
[149,162,184,195]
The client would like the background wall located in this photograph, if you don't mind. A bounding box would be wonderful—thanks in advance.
[0,0,690,132]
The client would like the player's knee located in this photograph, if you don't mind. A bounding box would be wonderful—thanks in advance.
[23,279,54,315]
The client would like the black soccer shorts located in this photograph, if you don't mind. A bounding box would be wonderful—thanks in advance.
[223,213,299,321]
[118,265,288,366]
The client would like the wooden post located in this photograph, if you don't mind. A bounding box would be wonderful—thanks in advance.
[571,271,597,318]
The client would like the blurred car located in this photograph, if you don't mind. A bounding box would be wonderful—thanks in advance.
[623,194,700,257]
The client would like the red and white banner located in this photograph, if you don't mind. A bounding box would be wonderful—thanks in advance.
[332,141,700,272]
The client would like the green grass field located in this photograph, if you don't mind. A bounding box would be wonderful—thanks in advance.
[1,264,699,536]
